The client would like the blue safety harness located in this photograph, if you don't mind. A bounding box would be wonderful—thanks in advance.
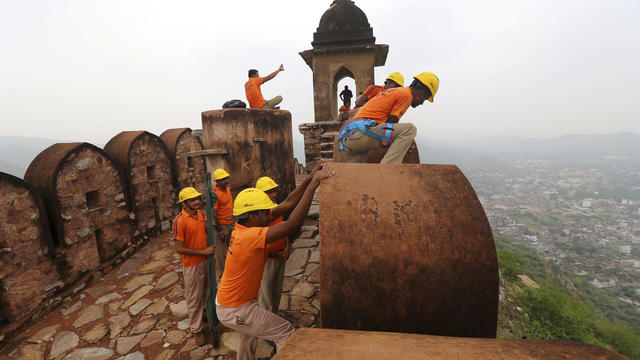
[337,118,395,162]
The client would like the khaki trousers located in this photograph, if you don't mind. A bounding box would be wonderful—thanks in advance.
[340,122,417,164]
[215,223,234,277]
[258,257,286,314]
[183,261,207,333]
[217,299,295,360]
[261,95,282,109]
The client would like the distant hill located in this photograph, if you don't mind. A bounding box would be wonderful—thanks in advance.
[0,136,71,178]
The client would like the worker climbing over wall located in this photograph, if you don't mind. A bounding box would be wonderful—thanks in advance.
[245,65,285,109]
[212,168,234,276]
[172,187,217,346]
[216,166,334,360]
[337,72,439,164]
[350,72,404,114]
[256,162,325,317]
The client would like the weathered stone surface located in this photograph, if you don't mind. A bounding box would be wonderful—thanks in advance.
[63,347,114,360]
[108,300,124,315]
[291,312,316,328]
[291,280,316,298]
[190,344,212,359]
[282,278,298,292]
[165,330,187,344]
[170,300,188,318]
[307,204,319,218]
[109,312,132,339]
[299,225,318,233]
[117,351,144,360]
[82,322,108,343]
[61,301,82,317]
[290,296,319,314]
[309,248,319,263]
[305,263,320,283]
[167,283,184,298]
[298,231,313,239]
[178,318,190,330]
[154,272,179,291]
[279,294,289,311]
[155,350,175,360]
[312,298,320,310]
[19,343,46,360]
[292,238,318,248]
[136,260,166,274]
[129,298,152,316]
[123,275,154,291]
[121,285,153,309]
[256,339,274,358]
[219,331,237,351]
[116,335,145,355]
[86,285,116,298]
[50,331,80,358]
[73,304,104,328]
[95,292,122,304]
[131,318,156,335]
[284,249,308,276]
[180,337,198,353]
[140,330,164,347]
[152,248,173,261]
[143,297,168,315]
[28,324,60,343]
[155,314,173,330]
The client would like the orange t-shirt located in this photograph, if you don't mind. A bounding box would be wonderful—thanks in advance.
[216,224,268,307]
[266,215,285,252]
[362,84,383,100]
[355,87,413,124]
[214,186,233,224]
[172,209,208,267]
[245,77,265,108]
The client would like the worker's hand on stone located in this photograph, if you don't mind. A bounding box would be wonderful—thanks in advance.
[311,161,326,175]
[279,64,284,72]
[313,169,335,183]
[281,242,291,261]
[202,245,216,255]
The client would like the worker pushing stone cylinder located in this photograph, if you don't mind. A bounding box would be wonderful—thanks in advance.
[319,163,499,338]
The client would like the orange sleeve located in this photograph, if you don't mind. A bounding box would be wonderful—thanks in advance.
[389,92,413,120]
[257,77,265,85]
[172,214,185,242]
[249,227,268,250]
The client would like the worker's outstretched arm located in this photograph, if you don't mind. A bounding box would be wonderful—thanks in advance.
[271,162,325,219]
[262,64,284,83]
[265,169,334,244]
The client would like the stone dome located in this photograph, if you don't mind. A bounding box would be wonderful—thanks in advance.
[313,0,375,47]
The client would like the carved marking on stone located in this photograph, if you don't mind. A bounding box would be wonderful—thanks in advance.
[360,194,379,226]
[393,200,415,226]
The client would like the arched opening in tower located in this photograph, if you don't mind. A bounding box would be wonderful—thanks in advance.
[333,66,356,121]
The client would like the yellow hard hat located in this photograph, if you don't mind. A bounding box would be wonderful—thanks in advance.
[413,72,439,102]
[233,188,277,216]
[386,72,404,87]
[178,187,202,203]
[256,176,279,192]
[213,168,230,181]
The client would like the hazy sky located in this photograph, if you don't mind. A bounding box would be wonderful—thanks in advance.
[1,0,639,146]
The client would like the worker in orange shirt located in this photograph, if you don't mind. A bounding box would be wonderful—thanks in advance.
[216,167,334,360]
[255,162,324,317]
[245,65,285,109]
[212,168,234,275]
[172,187,216,346]
[337,72,439,164]
[350,72,404,115]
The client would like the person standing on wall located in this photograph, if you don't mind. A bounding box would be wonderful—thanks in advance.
[172,187,216,346]
[337,72,439,164]
[255,162,325,316]
[212,168,234,276]
[216,166,334,360]
[245,65,285,109]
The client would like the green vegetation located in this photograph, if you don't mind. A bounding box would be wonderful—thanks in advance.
[495,234,640,359]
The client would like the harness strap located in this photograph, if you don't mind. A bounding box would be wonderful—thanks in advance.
[337,119,396,162]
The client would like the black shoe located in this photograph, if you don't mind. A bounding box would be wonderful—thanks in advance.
[273,106,280,110]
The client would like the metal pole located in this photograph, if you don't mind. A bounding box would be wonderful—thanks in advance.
[204,172,220,347]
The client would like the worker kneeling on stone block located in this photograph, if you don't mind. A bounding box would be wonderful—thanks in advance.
[338,72,439,164]
[212,168,234,276]
[172,187,216,346]
[216,167,334,360]
[256,162,326,317]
